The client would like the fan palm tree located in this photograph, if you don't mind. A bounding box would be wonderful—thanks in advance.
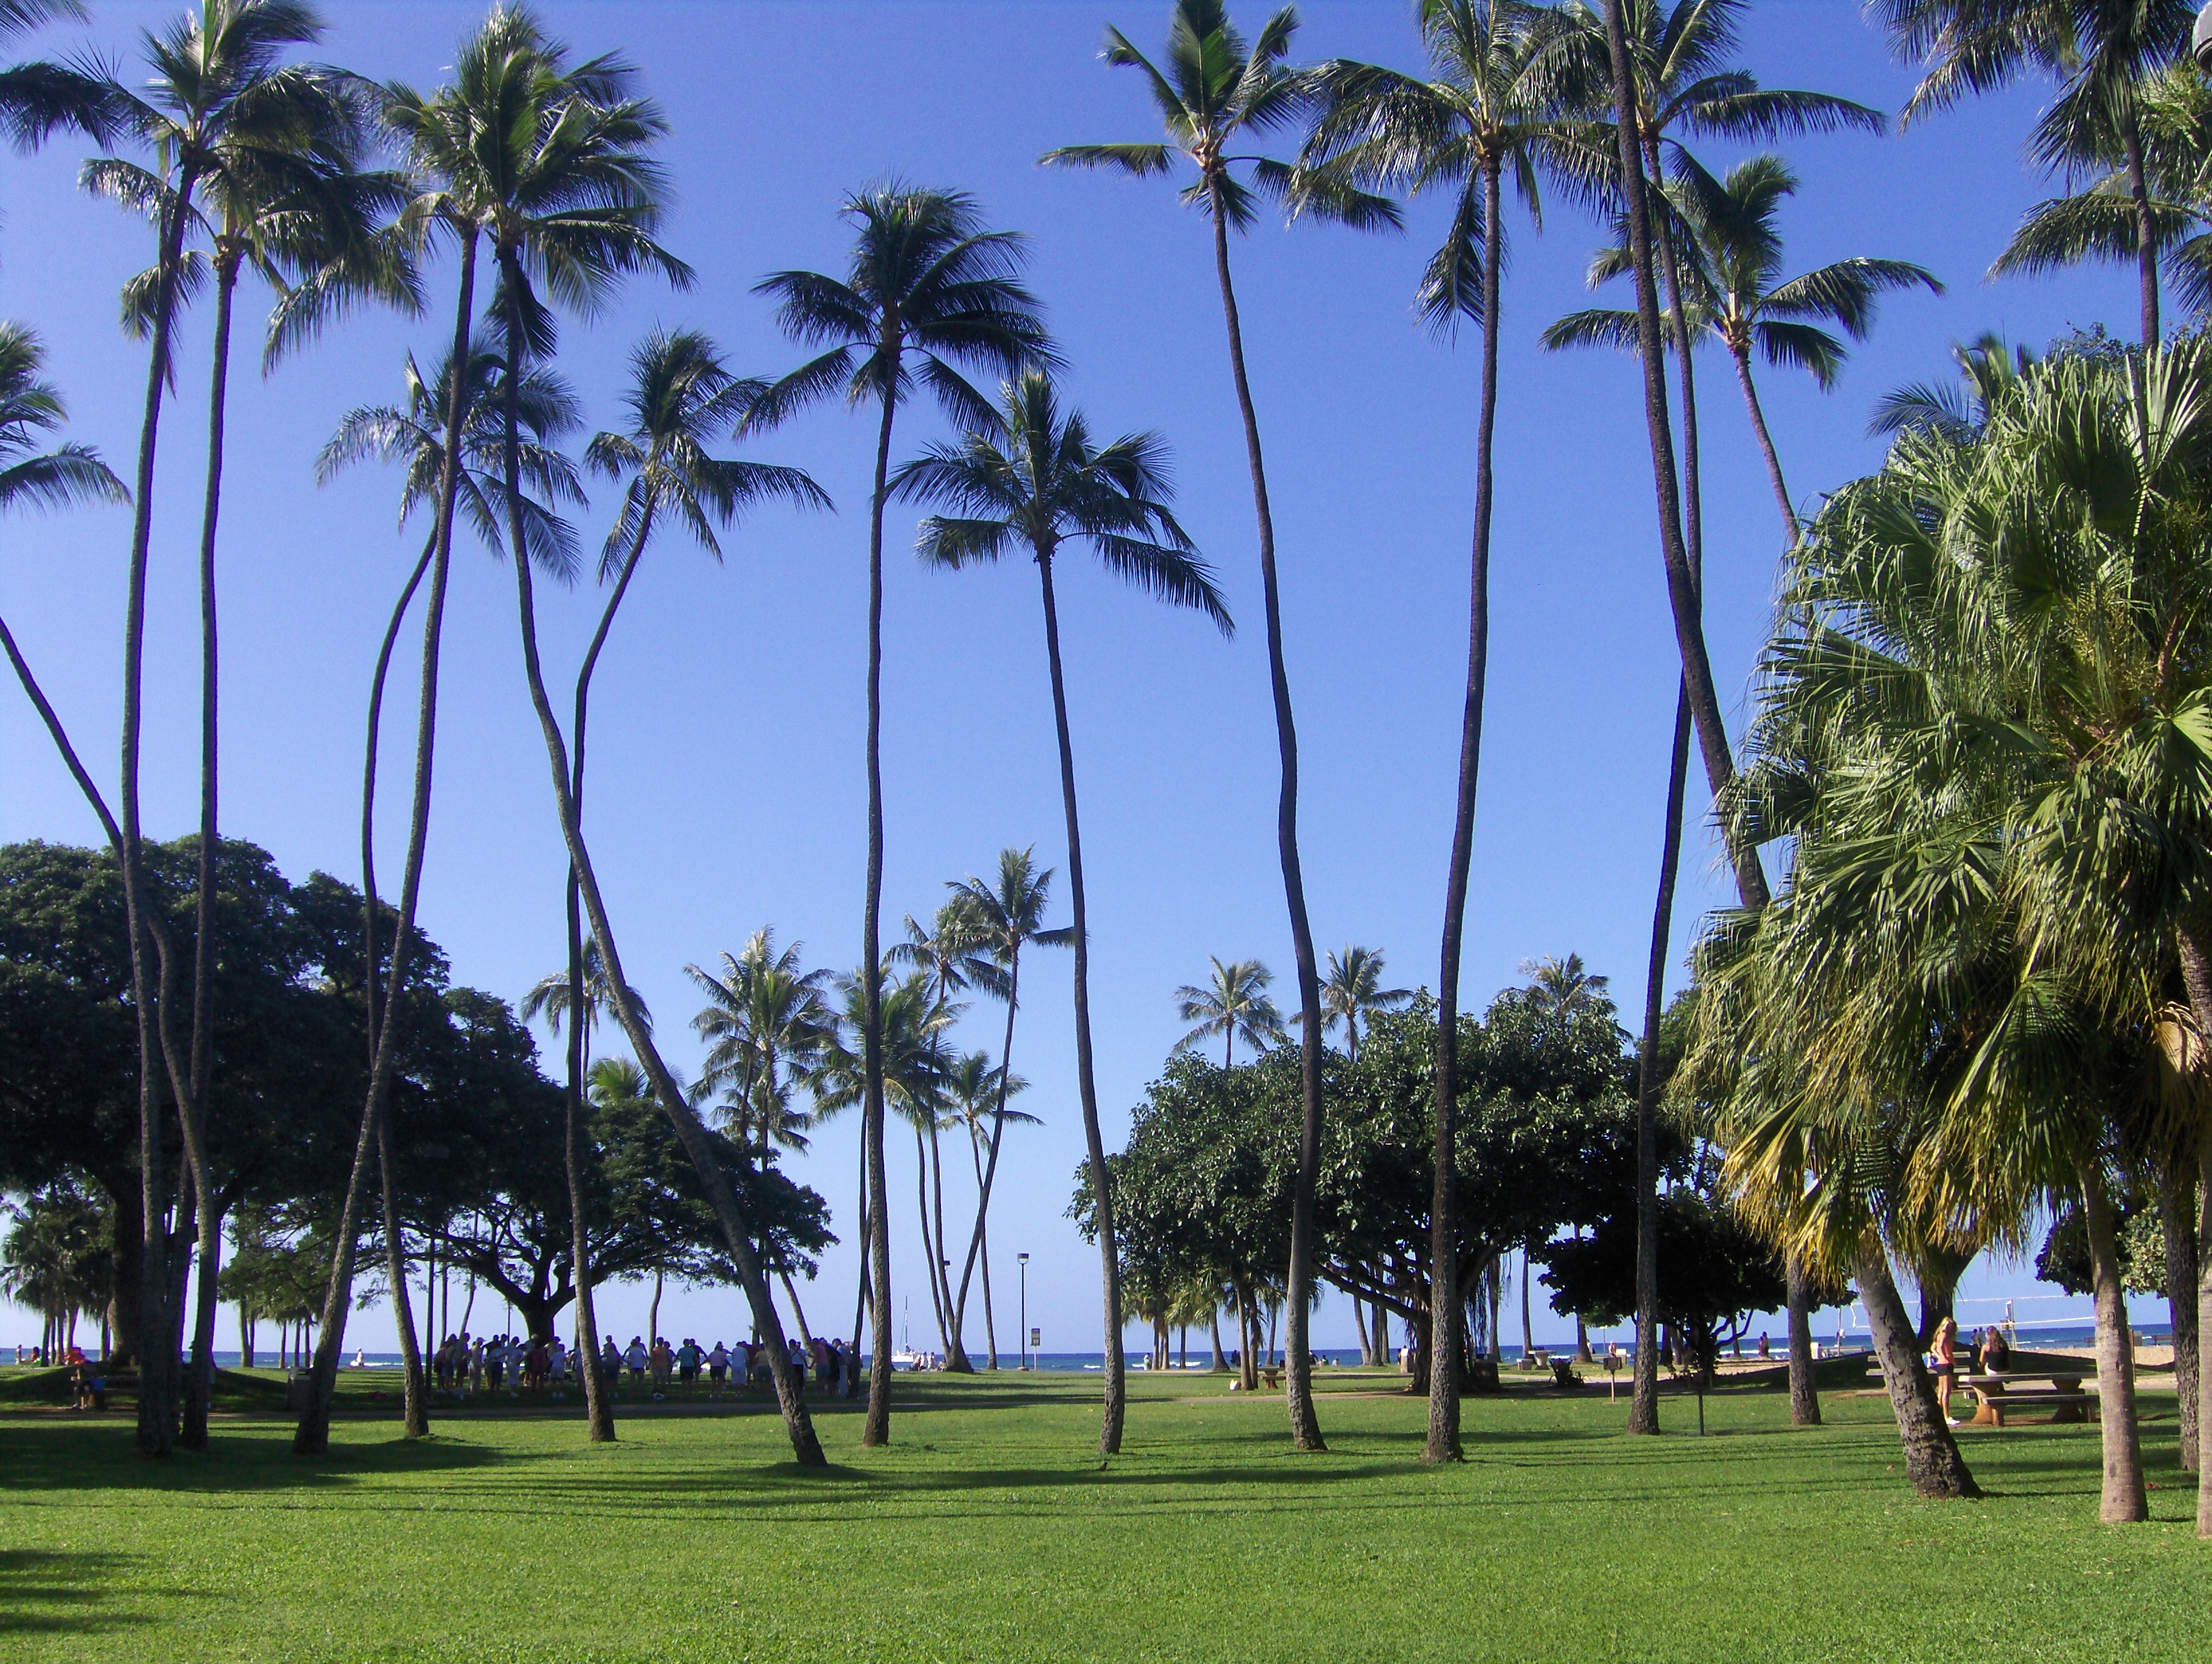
[77,0,354,1459]
[1874,0,2194,344]
[1314,945,1410,1064]
[1045,0,1395,1453]
[893,368,1229,1422]
[936,848,1070,1371]
[747,183,1050,1443]
[1173,956,1285,1068]
[1548,155,1942,543]
[309,335,583,1447]
[1299,1,1572,1461]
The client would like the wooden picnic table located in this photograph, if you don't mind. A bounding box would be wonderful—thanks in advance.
[1959,1368,2096,1427]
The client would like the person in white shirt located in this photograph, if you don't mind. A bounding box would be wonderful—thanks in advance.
[548,1339,568,1385]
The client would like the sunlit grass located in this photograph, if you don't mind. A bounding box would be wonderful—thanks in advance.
[0,1367,2198,1661]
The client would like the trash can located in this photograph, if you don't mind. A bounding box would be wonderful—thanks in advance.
[285,1369,313,1411]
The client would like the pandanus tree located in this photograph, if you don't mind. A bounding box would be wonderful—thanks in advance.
[748,183,1051,1445]
[1299,0,1571,1461]
[893,369,1231,1426]
[1172,955,1285,1069]
[937,849,1069,1371]
[1875,0,2194,345]
[77,0,364,1457]
[1546,153,1942,543]
[101,3,415,1451]
[548,327,825,1437]
[1046,0,1394,1452]
[310,335,584,1445]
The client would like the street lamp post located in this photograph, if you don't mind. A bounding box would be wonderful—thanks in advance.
[1018,1253,1030,1371]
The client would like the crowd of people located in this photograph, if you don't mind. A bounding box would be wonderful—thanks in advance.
[421,1331,857,1399]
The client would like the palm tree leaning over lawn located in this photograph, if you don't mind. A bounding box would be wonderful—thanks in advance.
[1315,945,1409,1065]
[748,185,1051,1445]
[83,0,344,1458]
[1048,0,1396,1453]
[1172,956,1285,1070]
[1549,154,1942,544]
[895,369,1231,1433]
[1875,0,2193,346]
[555,327,825,1438]
[938,849,1068,1371]
[462,20,823,1466]
[105,13,414,1451]
[1299,0,1570,1461]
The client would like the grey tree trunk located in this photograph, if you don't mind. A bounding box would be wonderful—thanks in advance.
[2079,1162,2148,1523]
[952,952,1023,1371]
[2161,1169,2198,1471]
[860,384,897,1447]
[2168,927,2212,1536]
[1035,550,1125,1453]
[1630,689,1691,1435]
[1787,1257,1821,1426]
[1856,1241,1978,1499]
[1207,178,1324,1457]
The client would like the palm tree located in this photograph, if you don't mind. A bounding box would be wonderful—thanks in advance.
[0,320,130,854]
[309,335,583,1448]
[1517,951,1610,1016]
[1045,0,1397,1455]
[1300,2,1571,1461]
[101,7,414,1451]
[1874,0,2194,344]
[894,368,1229,1428]
[1173,956,1285,1068]
[748,183,1050,1445]
[944,1050,1038,1369]
[937,848,1070,1371]
[1868,331,2038,441]
[689,930,836,1159]
[1548,154,1942,543]
[1315,945,1410,1065]
[0,1,121,168]
[79,0,348,1460]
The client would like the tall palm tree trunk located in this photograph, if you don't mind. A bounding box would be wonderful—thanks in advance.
[118,164,205,1457]
[779,1273,815,1353]
[1857,1241,1978,1498]
[980,1211,997,1369]
[495,257,823,1466]
[559,511,654,1446]
[2122,107,2159,347]
[298,235,479,1457]
[1427,152,1506,1466]
[2080,1161,2148,1522]
[1035,549,1125,1453]
[2169,929,2212,1535]
[1207,188,1326,1455]
[2161,1171,2198,1471]
[915,1122,950,1355]
[861,383,897,1445]
[1730,346,1799,546]
[929,1117,966,1368]
[178,250,242,1454]
[374,1114,427,1436]
[951,947,1021,1361]
[1601,0,1768,915]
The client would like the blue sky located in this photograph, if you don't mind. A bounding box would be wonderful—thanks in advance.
[0,1,2168,1354]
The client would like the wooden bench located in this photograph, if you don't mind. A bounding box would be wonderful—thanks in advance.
[1960,1371,2095,1427]
[1259,1365,1281,1390]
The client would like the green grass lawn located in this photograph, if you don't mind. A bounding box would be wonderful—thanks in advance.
[0,1366,2200,1662]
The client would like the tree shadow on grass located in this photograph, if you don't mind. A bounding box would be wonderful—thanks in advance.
[0,1422,532,1496]
[0,1549,166,1636]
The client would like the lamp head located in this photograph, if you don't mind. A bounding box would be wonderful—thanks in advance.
[2198,2,2212,71]
[1018,1252,1030,1264]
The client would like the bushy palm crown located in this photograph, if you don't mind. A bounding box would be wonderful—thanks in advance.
[316,345,584,576]
[0,322,125,513]
[1303,0,1576,329]
[523,937,652,1041]
[381,3,692,359]
[941,847,1070,1002]
[1876,0,2193,142]
[889,899,1002,1009]
[1042,0,1398,233]
[1315,943,1410,1059]
[891,370,1233,633]
[687,929,834,1154]
[813,972,959,1133]
[746,184,1054,435]
[1683,337,2212,1267]
[1546,155,1942,388]
[87,1,410,366]
[1517,951,1610,1016]
[1173,955,1286,1065]
[584,327,828,580]
[1869,331,2040,439]
[944,1051,1037,1140]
